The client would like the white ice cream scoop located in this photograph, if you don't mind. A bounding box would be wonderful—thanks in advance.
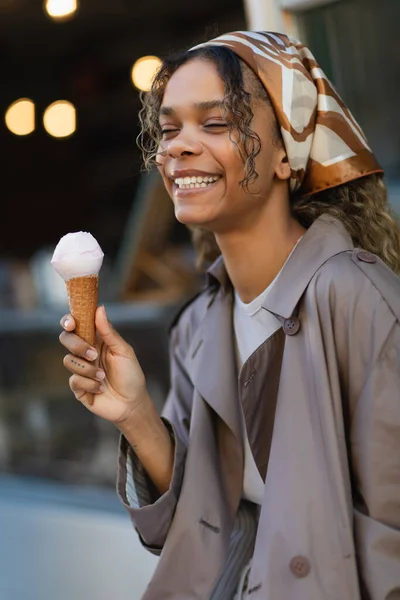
[51,231,104,350]
[51,231,104,281]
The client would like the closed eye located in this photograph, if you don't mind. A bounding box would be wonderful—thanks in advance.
[204,123,228,129]
[160,123,227,138]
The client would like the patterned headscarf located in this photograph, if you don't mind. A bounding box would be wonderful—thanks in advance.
[191,31,383,197]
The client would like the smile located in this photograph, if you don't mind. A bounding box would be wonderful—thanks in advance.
[174,175,220,190]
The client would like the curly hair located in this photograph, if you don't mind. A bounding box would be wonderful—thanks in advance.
[137,45,400,274]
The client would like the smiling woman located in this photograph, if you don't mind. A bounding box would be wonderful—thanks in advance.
[58,30,400,600]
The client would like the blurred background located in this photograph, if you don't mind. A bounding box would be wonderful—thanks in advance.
[0,0,399,598]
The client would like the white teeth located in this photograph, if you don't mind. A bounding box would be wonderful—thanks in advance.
[174,175,220,189]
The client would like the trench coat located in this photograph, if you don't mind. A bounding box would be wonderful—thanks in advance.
[117,214,400,600]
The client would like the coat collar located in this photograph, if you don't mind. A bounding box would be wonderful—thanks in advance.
[184,288,243,444]
[206,214,354,319]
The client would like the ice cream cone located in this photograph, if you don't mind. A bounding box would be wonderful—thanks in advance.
[51,231,104,347]
[66,274,98,346]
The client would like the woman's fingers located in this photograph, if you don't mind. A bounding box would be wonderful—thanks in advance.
[59,330,98,361]
[69,373,105,399]
[95,306,134,357]
[63,354,105,381]
[60,313,75,332]
[59,313,98,361]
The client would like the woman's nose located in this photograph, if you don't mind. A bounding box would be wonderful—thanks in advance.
[166,133,202,158]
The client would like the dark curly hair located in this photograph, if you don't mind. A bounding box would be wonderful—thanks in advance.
[137,45,400,274]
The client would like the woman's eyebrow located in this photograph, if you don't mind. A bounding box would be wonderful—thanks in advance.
[159,100,225,117]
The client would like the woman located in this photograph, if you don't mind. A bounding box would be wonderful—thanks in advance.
[59,31,400,599]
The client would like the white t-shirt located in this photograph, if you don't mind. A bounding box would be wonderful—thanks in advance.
[233,239,302,505]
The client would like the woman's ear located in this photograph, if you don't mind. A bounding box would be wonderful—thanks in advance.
[275,148,291,180]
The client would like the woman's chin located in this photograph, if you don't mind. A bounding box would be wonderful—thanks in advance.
[175,207,215,228]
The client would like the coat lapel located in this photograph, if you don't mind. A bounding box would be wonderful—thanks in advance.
[184,287,243,446]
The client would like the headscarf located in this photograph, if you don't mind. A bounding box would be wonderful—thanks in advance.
[191,31,383,197]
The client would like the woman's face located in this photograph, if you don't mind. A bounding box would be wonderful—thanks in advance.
[157,58,288,233]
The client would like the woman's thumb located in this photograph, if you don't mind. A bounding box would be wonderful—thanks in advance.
[95,305,129,353]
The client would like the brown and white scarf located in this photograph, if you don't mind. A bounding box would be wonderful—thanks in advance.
[191,31,383,197]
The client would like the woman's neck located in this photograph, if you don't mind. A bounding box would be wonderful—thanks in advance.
[215,203,305,304]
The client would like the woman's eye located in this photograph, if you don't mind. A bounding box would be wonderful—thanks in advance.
[204,123,228,129]
[161,129,178,136]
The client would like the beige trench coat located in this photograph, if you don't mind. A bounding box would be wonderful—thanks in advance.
[117,215,400,599]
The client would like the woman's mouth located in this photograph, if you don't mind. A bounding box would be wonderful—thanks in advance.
[174,175,221,190]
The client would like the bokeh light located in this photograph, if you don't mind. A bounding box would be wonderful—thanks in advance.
[44,0,78,20]
[43,101,76,138]
[5,99,35,136]
[131,56,162,92]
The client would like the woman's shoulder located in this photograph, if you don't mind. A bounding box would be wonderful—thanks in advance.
[310,248,400,324]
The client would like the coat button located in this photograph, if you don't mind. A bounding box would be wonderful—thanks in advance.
[356,250,377,263]
[289,555,311,578]
[283,316,300,336]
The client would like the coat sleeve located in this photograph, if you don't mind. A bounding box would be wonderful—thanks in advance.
[116,324,193,555]
[351,320,400,600]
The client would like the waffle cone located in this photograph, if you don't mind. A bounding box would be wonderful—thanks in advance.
[66,275,99,346]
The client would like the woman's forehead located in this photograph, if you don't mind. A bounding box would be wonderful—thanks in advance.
[161,59,225,109]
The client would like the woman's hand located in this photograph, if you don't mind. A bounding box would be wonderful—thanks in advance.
[59,305,149,425]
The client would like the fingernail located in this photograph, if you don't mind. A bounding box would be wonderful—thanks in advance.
[63,318,71,329]
[96,370,105,381]
[99,384,106,392]
[86,349,97,360]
